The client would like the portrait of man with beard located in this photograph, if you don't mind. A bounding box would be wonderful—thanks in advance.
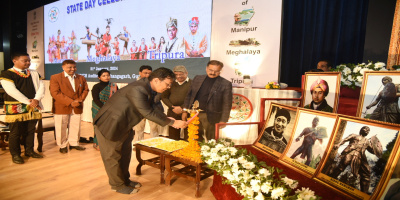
[258,108,291,153]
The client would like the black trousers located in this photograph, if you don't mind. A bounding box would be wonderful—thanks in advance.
[95,125,134,190]
[8,120,38,156]
[198,113,216,142]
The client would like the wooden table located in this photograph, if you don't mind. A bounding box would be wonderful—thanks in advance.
[164,154,214,197]
[134,143,180,184]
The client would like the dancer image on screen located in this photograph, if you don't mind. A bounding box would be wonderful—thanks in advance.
[328,126,382,193]
[290,117,327,167]
[47,36,54,63]
[158,36,166,53]
[304,78,333,112]
[91,69,118,151]
[183,17,207,57]
[95,37,102,57]
[68,31,80,61]
[130,40,138,60]
[138,38,148,60]
[80,26,97,57]
[165,17,184,53]
[148,37,157,59]
[121,26,131,55]
[55,30,62,60]
[258,108,291,153]
[366,76,400,124]
[60,36,69,59]
[112,37,120,56]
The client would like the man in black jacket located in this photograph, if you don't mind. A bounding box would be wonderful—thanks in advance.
[94,67,187,194]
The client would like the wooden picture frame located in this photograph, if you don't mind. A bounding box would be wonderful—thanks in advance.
[253,103,298,158]
[280,108,338,177]
[316,116,400,200]
[302,72,341,113]
[356,71,400,125]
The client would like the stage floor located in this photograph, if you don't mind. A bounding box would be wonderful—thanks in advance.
[0,122,215,200]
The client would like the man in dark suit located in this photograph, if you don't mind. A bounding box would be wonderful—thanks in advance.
[93,67,187,195]
[182,60,232,141]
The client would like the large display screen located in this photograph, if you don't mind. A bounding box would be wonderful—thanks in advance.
[44,0,212,82]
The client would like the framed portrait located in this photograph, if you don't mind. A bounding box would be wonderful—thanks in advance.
[316,116,400,200]
[253,103,298,158]
[280,108,338,177]
[356,71,400,125]
[377,155,400,200]
[302,72,341,113]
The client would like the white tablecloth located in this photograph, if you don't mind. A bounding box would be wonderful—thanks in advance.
[42,81,301,143]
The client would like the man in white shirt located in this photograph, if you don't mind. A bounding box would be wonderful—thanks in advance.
[0,52,45,164]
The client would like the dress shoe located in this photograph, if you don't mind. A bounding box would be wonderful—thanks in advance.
[59,147,68,154]
[25,151,43,158]
[127,181,142,189]
[69,146,86,151]
[12,155,24,164]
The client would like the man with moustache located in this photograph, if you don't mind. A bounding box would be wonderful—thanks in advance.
[304,79,333,112]
[183,17,208,57]
[183,60,232,141]
[259,108,291,153]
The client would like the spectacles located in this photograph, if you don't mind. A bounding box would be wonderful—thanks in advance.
[162,80,171,88]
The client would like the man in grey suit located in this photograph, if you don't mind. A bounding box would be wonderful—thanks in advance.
[182,60,232,141]
[93,67,187,194]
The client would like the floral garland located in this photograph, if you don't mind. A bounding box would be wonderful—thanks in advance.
[200,139,320,200]
[171,112,202,163]
[11,68,31,78]
[332,61,387,89]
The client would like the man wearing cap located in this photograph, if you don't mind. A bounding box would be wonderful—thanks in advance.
[304,79,333,112]
[161,65,192,140]
[165,17,184,53]
[259,108,291,153]
[183,17,208,58]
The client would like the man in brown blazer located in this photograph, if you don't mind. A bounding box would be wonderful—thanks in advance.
[50,60,89,153]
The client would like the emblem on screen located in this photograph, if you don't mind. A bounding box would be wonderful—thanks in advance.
[48,7,59,23]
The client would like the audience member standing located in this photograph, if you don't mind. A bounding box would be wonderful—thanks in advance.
[91,69,118,150]
[183,60,232,141]
[133,65,161,141]
[0,52,45,164]
[93,67,187,194]
[50,60,89,153]
[161,65,191,140]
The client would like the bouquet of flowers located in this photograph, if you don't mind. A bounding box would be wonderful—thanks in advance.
[200,139,320,200]
[332,61,387,89]
[265,81,280,89]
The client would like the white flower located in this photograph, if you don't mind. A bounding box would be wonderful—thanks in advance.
[258,168,271,177]
[228,147,238,155]
[232,163,240,172]
[380,68,388,71]
[353,66,361,73]
[201,145,210,151]
[261,182,272,194]
[223,170,235,181]
[356,76,363,83]
[290,182,299,189]
[397,68,400,71]
[211,148,219,153]
[208,139,216,145]
[359,68,368,75]
[255,192,264,200]
[215,144,225,150]
[342,80,352,86]
[296,187,316,200]
[246,186,255,198]
[243,170,254,181]
[374,62,386,69]
[347,76,354,81]
[282,177,295,186]
[238,156,247,164]
[206,159,213,165]
[343,67,351,75]
[271,187,286,200]
[243,162,255,170]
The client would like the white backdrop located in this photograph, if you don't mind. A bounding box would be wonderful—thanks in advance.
[211,0,283,87]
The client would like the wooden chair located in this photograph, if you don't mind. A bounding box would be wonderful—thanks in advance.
[36,112,56,152]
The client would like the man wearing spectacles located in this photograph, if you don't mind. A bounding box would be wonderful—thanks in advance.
[183,60,232,141]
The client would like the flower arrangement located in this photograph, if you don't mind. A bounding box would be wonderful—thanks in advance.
[265,81,280,89]
[200,139,320,200]
[171,112,202,163]
[332,61,387,89]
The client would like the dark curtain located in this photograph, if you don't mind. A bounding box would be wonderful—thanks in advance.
[280,0,370,87]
